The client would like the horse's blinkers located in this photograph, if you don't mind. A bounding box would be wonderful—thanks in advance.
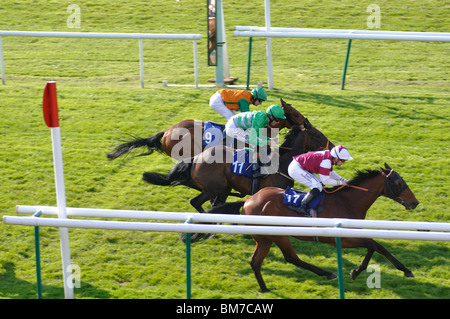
[384,169,409,201]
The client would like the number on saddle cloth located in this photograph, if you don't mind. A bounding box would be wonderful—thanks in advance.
[283,187,324,211]
[203,121,225,146]
[231,149,254,178]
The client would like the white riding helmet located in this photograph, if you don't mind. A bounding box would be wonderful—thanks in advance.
[331,145,353,161]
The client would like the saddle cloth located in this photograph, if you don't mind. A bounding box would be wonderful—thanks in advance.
[283,187,325,214]
[203,121,225,146]
[231,149,254,178]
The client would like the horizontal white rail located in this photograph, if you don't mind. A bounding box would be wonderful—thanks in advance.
[0,30,201,88]
[0,30,202,40]
[235,26,450,37]
[234,30,450,42]
[7,205,450,240]
[15,205,450,232]
[3,215,450,241]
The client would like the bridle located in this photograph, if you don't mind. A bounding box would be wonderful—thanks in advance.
[383,169,409,202]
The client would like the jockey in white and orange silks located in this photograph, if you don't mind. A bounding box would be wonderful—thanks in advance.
[288,145,353,214]
[209,87,268,120]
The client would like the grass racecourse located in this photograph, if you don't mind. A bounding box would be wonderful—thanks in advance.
[0,0,449,300]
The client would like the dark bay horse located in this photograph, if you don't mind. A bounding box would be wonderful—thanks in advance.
[107,99,303,161]
[142,120,334,214]
[207,163,419,292]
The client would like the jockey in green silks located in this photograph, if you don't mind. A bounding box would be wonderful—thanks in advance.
[225,104,286,151]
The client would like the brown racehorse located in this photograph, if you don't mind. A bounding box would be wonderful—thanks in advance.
[106,99,304,161]
[142,120,334,214]
[206,163,419,292]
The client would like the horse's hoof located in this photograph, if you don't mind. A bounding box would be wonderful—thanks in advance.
[327,273,338,281]
[179,233,212,243]
[203,233,216,241]
[405,271,414,278]
[350,269,358,280]
[261,288,271,293]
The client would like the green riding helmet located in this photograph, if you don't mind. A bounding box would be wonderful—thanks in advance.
[266,104,286,119]
[251,87,268,101]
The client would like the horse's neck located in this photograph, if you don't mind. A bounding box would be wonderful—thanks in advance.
[278,149,297,174]
[336,175,385,219]
[278,132,307,173]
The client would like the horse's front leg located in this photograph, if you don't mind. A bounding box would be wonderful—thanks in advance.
[350,249,375,280]
[250,237,273,292]
[342,238,414,279]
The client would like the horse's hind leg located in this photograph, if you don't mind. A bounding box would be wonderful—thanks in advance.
[342,238,414,279]
[184,191,221,243]
[250,237,273,292]
[275,237,337,280]
[190,191,214,213]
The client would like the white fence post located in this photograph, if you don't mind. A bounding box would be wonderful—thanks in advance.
[193,40,199,89]
[139,38,144,88]
[264,0,274,89]
[0,36,5,85]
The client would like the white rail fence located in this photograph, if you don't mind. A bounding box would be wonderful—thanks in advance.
[10,205,450,241]
[0,30,202,88]
[4,205,449,299]
[234,26,450,41]
[233,26,450,89]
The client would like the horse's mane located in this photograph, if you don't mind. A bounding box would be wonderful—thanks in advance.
[326,169,381,192]
[279,125,302,152]
[348,169,381,185]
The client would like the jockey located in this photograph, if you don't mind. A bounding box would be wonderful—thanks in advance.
[225,104,286,150]
[287,145,353,214]
[209,87,268,120]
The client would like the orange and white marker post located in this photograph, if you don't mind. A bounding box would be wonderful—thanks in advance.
[43,81,74,299]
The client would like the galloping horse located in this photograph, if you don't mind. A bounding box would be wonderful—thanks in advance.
[206,163,419,292]
[107,99,303,161]
[142,120,334,214]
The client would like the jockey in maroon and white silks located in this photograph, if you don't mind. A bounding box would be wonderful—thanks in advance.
[287,145,353,214]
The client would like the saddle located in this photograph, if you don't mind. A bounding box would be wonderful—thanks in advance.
[283,187,326,217]
[231,149,271,195]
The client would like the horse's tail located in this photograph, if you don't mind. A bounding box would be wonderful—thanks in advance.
[207,201,246,215]
[142,160,192,186]
[107,132,165,160]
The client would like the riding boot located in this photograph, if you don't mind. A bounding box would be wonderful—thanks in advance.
[250,160,260,194]
[298,188,321,215]
[252,160,261,178]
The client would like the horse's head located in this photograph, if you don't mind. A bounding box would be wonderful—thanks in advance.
[280,98,306,128]
[279,98,334,151]
[301,118,335,152]
[280,120,334,158]
[382,163,419,210]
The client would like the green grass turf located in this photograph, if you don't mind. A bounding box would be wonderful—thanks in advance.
[0,0,448,299]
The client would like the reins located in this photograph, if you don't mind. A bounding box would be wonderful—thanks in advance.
[323,184,379,195]
[323,169,404,200]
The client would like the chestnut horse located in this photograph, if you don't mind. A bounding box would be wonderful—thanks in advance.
[207,163,419,292]
[106,99,303,161]
[142,120,334,214]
